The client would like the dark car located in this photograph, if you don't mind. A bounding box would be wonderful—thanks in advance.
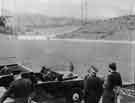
[31,66,84,103]
[0,64,84,103]
[21,66,84,103]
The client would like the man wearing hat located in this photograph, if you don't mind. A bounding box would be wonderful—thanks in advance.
[83,65,103,103]
[102,62,122,103]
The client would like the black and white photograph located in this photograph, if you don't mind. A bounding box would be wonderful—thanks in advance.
[0,0,135,103]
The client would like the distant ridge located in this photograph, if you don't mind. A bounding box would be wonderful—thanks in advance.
[2,10,135,40]
[3,11,82,34]
[56,15,135,40]
[0,9,12,16]
[11,12,81,27]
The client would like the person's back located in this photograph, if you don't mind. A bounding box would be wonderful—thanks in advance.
[102,62,122,103]
[104,71,122,91]
[109,71,122,89]
[84,66,103,103]
[85,75,103,102]
[10,78,33,98]
[0,78,33,103]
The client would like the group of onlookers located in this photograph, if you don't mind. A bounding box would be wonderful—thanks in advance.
[83,62,122,103]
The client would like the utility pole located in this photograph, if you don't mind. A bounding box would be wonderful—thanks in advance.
[0,0,1,16]
[81,0,88,25]
[129,4,133,15]
[129,1,135,15]
[2,0,5,16]
[84,0,88,24]
[81,0,84,25]
[132,44,135,84]
[1,0,3,16]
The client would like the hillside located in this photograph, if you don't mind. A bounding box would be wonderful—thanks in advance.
[6,13,81,35]
[56,15,135,41]
[2,11,135,40]
[13,13,81,27]
[0,10,81,36]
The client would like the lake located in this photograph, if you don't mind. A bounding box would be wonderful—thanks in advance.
[0,40,133,83]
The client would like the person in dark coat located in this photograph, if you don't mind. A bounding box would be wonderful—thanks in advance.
[102,62,122,103]
[0,73,35,103]
[83,65,103,103]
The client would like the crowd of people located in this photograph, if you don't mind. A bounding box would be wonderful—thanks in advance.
[0,62,122,103]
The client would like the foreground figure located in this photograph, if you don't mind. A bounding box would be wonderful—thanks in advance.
[102,62,122,103]
[83,65,103,103]
[0,73,35,103]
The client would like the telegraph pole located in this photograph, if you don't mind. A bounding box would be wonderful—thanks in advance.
[2,0,5,16]
[81,0,88,25]
[1,0,3,16]
[84,0,88,24]
[129,1,135,15]
[132,44,135,84]
[129,4,133,15]
[81,0,84,25]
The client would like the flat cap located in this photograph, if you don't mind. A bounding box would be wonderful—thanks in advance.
[88,65,98,73]
[109,62,116,71]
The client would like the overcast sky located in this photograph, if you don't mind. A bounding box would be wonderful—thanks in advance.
[1,0,135,19]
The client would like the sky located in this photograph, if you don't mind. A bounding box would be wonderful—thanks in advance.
[0,0,135,19]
